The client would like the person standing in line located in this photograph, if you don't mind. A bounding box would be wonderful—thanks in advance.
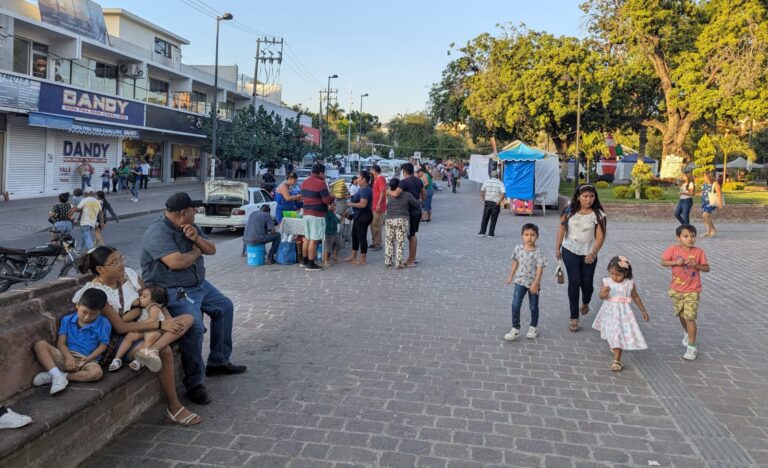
[68,188,102,250]
[141,192,246,405]
[384,178,419,269]
[344,171,373,265]
[141,158,152,189]
[77,161,94,191]
[299,163,334,271]
[478,170,506,237]
[554,184,607,332]
[700,171,723,237]
[504,223,547,341]
[388,163,425,267]
[110,168,119,193]
[674,172,695,225]
[100,169,111,191]
[417,167,434,223]
[660,224,710,361]
[129,163,141,202]
[369,165,387,251]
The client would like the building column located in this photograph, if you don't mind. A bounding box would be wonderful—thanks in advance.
[163,141,172,183]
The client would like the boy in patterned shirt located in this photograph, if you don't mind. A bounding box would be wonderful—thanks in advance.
[504,223,547,340]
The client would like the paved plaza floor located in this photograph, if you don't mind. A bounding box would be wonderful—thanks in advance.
[83,185,768,467]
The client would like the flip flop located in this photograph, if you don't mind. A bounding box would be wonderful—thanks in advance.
[569,319,580,332]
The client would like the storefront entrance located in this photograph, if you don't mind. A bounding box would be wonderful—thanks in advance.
[172,144,202,180]
[122,140,164,179]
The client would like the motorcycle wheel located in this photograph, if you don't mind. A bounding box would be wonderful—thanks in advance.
[0,261,15,293]
[59,260,81,278]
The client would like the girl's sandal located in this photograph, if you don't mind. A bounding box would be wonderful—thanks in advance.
[569,319,580,332]
[580,304,590,316]
[137,348,163,373]
[610,360,623,372]
[166,406,203,426]
[108,358,122,372]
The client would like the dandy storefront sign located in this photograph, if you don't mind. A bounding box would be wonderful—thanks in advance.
[62,140,110,163]
[38,82,145,126]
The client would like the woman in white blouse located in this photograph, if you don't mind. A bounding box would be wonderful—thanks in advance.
[72,246,201,426]
[555,185,608,332]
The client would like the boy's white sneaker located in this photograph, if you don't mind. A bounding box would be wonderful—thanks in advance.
[32,372,52,386]
[504,328,521,341]
[682,333,689,347]
[0,409,32,429]
[50,373,69,394]
[683,346,698,361]
[526,327,539,339]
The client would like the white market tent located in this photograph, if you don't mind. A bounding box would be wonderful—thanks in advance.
[716,156,761,169]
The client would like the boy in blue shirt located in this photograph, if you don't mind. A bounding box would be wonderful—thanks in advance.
[32,289,112,394]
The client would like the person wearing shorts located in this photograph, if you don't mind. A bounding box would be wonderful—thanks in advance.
[300,163,334,271]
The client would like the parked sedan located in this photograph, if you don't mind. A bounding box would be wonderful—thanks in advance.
[195,181,276,234]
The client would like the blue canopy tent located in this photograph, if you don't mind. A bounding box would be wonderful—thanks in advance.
[497,141,545,200]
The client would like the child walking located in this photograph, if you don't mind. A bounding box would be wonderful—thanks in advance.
[108,286,167,372]
[592,256,650,371]
[661,224,710,360]
[504,223,547,340]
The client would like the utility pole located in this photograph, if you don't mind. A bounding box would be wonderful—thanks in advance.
[318,89,324,157]
[347,89,352,156]
[251,37,283,108]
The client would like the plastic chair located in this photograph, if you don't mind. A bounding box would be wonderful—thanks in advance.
[534,191,547,216]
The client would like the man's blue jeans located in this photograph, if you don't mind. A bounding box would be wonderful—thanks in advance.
[511,283,539,329]
[165,281,234,390]
[80,175,91,191]
[80,225,94,249]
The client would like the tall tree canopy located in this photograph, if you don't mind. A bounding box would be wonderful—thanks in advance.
[582,0,768,161]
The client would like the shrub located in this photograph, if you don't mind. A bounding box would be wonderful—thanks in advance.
[722,182,745,191]
[613,186,629,199]
[595,180,610,189]
[645,186,664,200]
[745,174,754,182]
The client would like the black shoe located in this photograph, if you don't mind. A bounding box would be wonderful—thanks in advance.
[305,261,323,271]
[206,363,248,376]
[187,384,212,404]
[300,258,308,267]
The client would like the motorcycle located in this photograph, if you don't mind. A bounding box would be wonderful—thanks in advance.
[0,220,80,293]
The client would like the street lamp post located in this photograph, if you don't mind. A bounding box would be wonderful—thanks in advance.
[358,93,368,152]
[324,74,337,160]
[210,12,233,181]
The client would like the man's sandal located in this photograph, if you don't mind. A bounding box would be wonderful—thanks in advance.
[569,319,580,332]
[166,406,203,426]
[610,360,623,372]
[580,304,590,316]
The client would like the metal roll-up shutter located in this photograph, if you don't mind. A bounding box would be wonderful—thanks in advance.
[7,115,45,197]
[53,133,119,192]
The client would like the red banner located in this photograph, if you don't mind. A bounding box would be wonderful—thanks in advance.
[302,126,320,146]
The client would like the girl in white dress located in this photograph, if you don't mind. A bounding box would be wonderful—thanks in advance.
[592,256,650,372]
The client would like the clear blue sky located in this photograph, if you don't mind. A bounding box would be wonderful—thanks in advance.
[99,0,585,122]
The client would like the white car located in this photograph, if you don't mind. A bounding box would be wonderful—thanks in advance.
[195,181,276,234]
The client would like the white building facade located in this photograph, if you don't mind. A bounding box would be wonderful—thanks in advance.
[0,1,309,198]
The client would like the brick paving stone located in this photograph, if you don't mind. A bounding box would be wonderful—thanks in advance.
[81,188,767,467]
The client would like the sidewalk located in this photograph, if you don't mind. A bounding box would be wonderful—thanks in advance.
[83,186,768,467]
[0,179,252,242]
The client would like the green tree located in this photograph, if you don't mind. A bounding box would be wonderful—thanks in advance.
[582,0,768,163]
[712,133,756,182]
[693,134,716,180]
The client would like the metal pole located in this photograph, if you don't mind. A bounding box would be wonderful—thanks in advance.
[211,18,221,181]
[574,73,582,191]
[251,38,261,108]
[359,93,368,152]
[318,89,324,158]
[347,89,352,155]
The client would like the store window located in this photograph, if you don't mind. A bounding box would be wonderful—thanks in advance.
[148,78,169,105]
[172,144,201,179]
[14,38,49,78]
[54,57,117,94]
[154,38,173,59]
[32,43,48,79]
[120,75,148,101]
[122,140,164,179]
[191,90,208,114]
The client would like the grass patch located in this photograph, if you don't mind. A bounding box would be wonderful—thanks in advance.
[558,184,768,205]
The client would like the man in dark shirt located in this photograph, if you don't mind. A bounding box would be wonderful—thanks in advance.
[390,162,425,267]
[243,205,279,264]
[141,192,246,405]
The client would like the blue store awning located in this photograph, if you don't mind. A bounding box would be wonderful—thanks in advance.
[27,112,141,139]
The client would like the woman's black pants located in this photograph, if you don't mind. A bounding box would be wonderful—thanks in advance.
[352,211,373,254]
[561,247,597,319]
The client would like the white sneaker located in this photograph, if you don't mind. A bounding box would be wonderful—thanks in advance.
[0,408,32,429]
[682,333,689,347]
[50,373,69,394]
[526,327,539,339]
[683,346,698,361]
[32,372,52,386]
[504,328,521,341]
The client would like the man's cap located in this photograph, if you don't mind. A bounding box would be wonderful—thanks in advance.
[85,187,96,194]
[165,192,203,211]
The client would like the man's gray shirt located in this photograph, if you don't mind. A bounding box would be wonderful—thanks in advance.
[141,215,207,288]
[244,211,275,244]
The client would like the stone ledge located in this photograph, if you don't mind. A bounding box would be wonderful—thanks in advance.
[604,202,767,222]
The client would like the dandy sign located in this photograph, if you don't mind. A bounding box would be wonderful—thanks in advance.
[39,82,145,126]
[62,140,111,163]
